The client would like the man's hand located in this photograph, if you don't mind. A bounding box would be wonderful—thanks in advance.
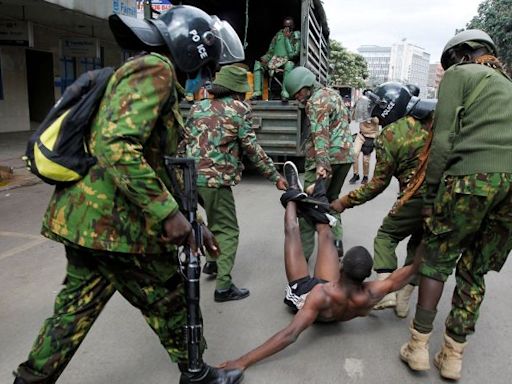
[218,359,246,372]
[316,165,328,179]
[330,198,346,213]
[276,176,288,191]
[202,224,220,257]
[283,27,291,38]
[161,210,192,245]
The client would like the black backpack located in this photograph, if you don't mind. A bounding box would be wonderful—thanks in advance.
[23,67,114,185]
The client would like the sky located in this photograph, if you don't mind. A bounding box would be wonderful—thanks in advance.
[322,0,483,63]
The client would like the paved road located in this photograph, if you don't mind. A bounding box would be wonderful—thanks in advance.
[1,169,511,384]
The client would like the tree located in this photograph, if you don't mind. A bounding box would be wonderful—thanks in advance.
[467,0,512,73]
[328,40,368,89]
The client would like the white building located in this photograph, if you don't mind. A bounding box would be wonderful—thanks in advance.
[358,39,431,96]
[427,63,445,98]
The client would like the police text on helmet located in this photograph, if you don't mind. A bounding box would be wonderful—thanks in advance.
[381,101,395,118]
[190,29,209,59]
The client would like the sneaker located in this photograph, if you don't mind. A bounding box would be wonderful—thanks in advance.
[349,174,360,184]
[202,261,217,276]
[283,161,303,191]
[280,189,307,208]
[214,284,250,302]
[361,176,369,184]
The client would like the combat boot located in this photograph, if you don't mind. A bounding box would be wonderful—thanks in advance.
[361,176,369,185]
[395,284,415,318]
[434,334,467,380]
[13,377,27,384]
[348,174,360,184]
[373,273,396,310]
[400,325,431,371]
[180,364,243,384]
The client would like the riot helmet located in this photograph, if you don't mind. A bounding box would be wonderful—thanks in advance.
[440,29,497,70]
[405,84,420,97]
[109,5,244,74]
[284,66,316,98]
[362,82,413,127]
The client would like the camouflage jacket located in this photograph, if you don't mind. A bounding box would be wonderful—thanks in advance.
[42,53,183,254]
[343,116,429,208]
[304,86,354,171]
[262,29,301,62]
[183,96,280,188]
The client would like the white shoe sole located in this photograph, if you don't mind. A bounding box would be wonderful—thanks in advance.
[283,161,303,191]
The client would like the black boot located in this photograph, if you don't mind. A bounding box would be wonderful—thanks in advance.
[214,284,250,302]
[361,176,369,185]
[13,377,27,384]
[202,261,217,275]
[349,174,360,184]
[180,364,243,384]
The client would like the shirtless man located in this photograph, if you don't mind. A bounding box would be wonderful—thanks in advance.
[220,164,422,371]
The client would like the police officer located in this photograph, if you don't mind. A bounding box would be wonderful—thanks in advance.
[400,30,512,381]
[252,17,301,101]
[331,83,436,317]
[12,6,245,384]
[284,66,354,260]
[183,65,286,302]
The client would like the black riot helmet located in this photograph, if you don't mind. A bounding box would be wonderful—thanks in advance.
[362,82,436,127]
[109,5,244,74]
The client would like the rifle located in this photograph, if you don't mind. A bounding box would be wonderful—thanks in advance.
[164,156,204,373]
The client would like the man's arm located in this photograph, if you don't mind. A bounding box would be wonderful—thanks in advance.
[220,290,328,371]
[367,242,424,300]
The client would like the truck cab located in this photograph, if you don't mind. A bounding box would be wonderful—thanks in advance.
[177,0,330,166]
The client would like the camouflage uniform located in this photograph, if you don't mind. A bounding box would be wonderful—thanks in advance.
[183,96,280,289]
[340,116,430,273]
[420,62,512,340]
[300,85,354,260]
[15,53,194,383]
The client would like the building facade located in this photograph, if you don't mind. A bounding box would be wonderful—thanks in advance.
[427,62,444,98]
[0,0,143,133]
[358,39,431,97]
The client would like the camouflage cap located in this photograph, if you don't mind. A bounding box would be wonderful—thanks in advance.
[213,65,250,93]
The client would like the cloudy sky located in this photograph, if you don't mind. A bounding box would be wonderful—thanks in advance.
[322,0,483,63]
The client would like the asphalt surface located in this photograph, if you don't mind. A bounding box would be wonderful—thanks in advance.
[1,156,511,383]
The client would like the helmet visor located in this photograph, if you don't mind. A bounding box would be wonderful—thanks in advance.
[353,97,374,122]
[211,16,245,64]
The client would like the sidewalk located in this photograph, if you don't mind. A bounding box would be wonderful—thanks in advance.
[0,131,41,191]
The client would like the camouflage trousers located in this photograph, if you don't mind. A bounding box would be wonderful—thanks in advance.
[15,245,195,384]
[420,173,512,338]
[300,163,352,260]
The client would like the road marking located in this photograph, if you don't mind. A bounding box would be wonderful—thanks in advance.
[344,358,364,380]
[0,231,48,261]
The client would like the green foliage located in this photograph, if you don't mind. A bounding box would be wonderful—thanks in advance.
[467,0,512,72]
[328,40,369,89]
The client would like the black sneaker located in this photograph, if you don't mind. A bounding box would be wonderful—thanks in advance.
[202,261,217,276]
[179,364,243,384]
[349,174,360,184]
[361,176,369,185]
[214,284,250,302]
[283,161,303,191]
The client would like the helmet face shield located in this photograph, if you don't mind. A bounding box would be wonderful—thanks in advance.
[353,97,373,122]
[211,16,245,64]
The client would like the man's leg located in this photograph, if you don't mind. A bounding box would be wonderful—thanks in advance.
[349,134,364,184]
[299,169,319,261]
[313,224,340,282]
[15,246,115,384]
[252,61,264,99]
[280,61,295,99]
[326,163,352,249]
[284,201,309,282]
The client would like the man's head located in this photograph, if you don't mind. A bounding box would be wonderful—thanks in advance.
[283,17,295,33]
[440,29,497,70]
[342,246,373,283]
[108,5,244,92]
[341,246,373,283]
[210,64,250,98]
[284,66,316,103]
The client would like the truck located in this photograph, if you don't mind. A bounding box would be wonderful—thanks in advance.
[176,0,330,168]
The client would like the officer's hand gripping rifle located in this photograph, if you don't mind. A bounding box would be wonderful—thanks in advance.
[164,157,204,373]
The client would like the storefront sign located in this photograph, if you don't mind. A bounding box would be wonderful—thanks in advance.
[61,38,100,58]
[112,0,137,18]
[137,0,172,19]
[0,21,32,47]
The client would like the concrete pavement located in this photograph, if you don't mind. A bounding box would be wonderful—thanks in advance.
[1,142,511,383]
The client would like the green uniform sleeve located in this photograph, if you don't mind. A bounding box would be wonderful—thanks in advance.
[285,31,300,59]
[95,57,179,223]
[306,97,332,170]
[424,69,464,205]
[345,132,395,207]
[238,105,280,183]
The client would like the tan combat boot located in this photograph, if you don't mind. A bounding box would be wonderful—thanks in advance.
[434,333,467,380]
[400,325,431,371]
[373,273,396,309]
[395,284,415,318]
